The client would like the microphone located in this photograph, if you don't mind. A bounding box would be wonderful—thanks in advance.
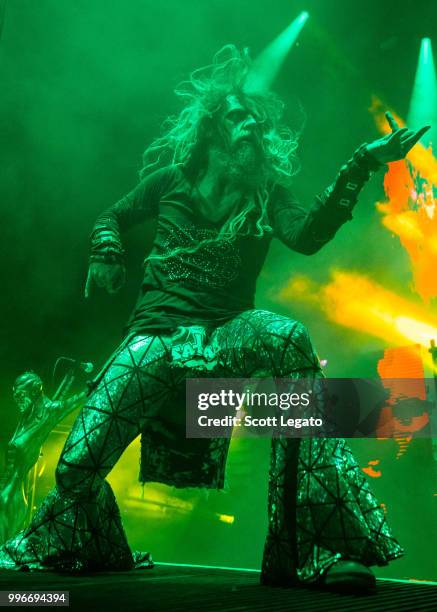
[51,357,94,401]
[77,361,94,374]
[53,357,94,378]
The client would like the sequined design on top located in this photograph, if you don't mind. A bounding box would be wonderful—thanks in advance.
[160,224,241,288]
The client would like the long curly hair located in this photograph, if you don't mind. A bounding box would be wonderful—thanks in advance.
[142,45,301,263]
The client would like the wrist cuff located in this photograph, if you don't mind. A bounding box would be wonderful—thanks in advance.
[90,243,125,265]
[352,143,385,174]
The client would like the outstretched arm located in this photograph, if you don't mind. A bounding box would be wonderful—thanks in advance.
[272,112,430,255]
[51,391,87,424]
[85,166,177,297]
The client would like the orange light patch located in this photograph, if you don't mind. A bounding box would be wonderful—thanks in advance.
[370,97,437,302]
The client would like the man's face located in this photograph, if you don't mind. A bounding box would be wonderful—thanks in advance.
[13,384,34,414]
[219,94,262,152]
[213,94,265,189]
[13,376,43,414]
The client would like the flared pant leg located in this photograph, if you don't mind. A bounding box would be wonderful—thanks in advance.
[0,334,183,571]
[209,309,404,583]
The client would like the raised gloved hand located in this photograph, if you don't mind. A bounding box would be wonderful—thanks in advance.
[84,262,126,298]
[366,111,430,164]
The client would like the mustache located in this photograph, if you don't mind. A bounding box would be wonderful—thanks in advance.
[234,130,262,148]
[231,138,262,157]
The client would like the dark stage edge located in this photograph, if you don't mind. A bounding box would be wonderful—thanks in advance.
[1,563,437,611]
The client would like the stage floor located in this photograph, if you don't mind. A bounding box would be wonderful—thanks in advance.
[1,563,437,611]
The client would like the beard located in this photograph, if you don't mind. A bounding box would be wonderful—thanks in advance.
[218,140,266,192]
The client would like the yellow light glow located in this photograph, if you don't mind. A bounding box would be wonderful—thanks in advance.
[394,316,436,346]
[216,514,235,524]
[278,270,437,361]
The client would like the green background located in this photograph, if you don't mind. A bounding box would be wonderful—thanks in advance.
[1,0,436,580]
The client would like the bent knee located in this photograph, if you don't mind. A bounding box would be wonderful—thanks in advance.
[267,318,320,373]
[55,460,99,498]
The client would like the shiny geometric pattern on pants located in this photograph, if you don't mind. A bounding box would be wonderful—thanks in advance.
[0,309,403,577]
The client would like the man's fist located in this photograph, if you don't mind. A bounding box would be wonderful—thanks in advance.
[84,262,126,298]
[366,111,430,164]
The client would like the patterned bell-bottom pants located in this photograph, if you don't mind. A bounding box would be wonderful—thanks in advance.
[0,309,403,580]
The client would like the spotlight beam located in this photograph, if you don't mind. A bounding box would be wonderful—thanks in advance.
[244,11,309,94]
[407,38,437,148]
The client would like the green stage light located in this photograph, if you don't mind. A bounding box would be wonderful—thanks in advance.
[244,11,309,94]
[407,38,437,149]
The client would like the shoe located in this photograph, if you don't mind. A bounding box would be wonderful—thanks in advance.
[132,550,154,570]
[261,559,376,593]
[318,560,376,592]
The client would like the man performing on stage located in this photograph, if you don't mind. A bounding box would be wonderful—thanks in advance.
[0,46,428,590]
[0,373,85,543]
